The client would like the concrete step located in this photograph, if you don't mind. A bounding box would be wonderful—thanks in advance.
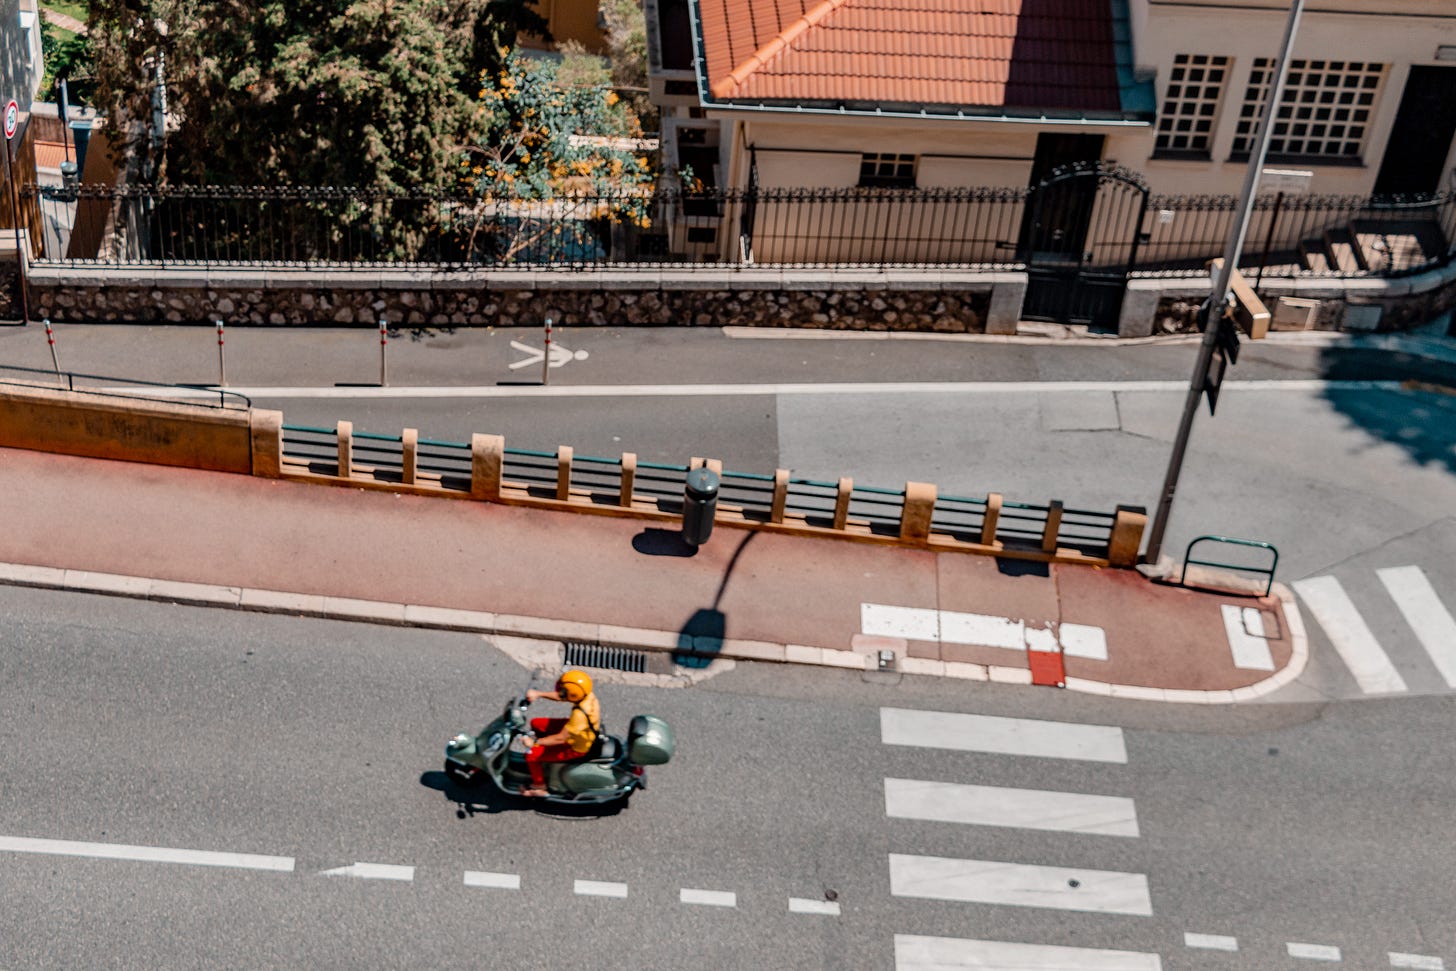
[1299,239,1332,273]
[1323,228,1362,274]
[1350,219,1447,274]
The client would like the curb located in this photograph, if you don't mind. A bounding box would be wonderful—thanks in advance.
[0,561,1307,704]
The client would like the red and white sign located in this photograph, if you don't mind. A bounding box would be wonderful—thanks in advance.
[3,100,17,140]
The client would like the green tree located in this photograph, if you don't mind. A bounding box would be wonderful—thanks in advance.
[39,19,96,105]
[86,0,540,189]
[456,48,655,261]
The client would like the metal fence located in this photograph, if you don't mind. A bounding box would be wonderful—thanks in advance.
[0,362,250,410]
[279,424,1116,555]
[29,182,1456,279]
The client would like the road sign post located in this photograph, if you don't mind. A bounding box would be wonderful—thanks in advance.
[542,316,553,386]
[4,98,30,328]
[215,319,226,386]
[379,318,388,387]
[43,317,59,376]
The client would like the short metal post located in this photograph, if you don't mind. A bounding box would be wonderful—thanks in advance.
[215,319,226,386]
[542,315,552,386]
[379,318,388,387]
[43,317,60,377]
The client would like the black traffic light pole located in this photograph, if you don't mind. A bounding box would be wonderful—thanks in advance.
[1143,0,1306,566]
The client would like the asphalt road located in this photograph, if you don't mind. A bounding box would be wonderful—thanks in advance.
[3,323,1453,704]
[1,586,1452,970]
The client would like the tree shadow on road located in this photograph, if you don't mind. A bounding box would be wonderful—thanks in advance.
[1316,343,1456,477]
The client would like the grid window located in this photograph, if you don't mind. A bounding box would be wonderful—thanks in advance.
[1231,58,1385,160]
[858,153,918,188]
[1155,54,1231,156]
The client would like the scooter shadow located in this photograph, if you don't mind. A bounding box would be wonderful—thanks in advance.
[418,771,630,820]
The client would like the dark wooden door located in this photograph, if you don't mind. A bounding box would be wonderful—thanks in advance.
[1374,66,1456,197]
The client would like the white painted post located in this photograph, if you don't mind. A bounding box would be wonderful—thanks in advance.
[215,319,226,386]
[43,318,60,377]
[542,315,553,386]
[379,318,388,387]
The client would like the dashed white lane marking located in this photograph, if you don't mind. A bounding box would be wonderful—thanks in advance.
[574,879,628,898]
[788,897,840,915]
[679,888,736,907]
[319,862,414,881]
[1378,566,1456,688]
[0,835,294,872]
[1390,952,1445,970]
[888,853,1152,916]
[1221,604,1274,670]
[1184,932,1238,951]
[463,870,520,889]
[1292,576,1408,694]
[884,778,1139,837]
[894,934,1163,970]
[862,605,1108,659]
[1288,941,1343,961]
[881,707,1128,764]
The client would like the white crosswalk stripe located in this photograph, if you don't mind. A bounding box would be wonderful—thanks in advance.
[884,778,1139,837]
[882,706,1152,967]
[880,707,1127,763]
[1292,575,1409,694]
[894,934,1163,970]
[1378,566,1456,689]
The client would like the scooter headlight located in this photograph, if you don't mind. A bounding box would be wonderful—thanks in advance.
[447,733,471,750]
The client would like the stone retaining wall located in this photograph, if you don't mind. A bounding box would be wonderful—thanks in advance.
[22,266,1010,332]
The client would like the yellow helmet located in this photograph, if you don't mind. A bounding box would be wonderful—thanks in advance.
[556,669,593,703]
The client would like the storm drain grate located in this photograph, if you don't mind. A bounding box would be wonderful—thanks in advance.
[564,642,648,674]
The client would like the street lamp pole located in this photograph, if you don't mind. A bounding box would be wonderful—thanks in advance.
[1143,0,1306,566]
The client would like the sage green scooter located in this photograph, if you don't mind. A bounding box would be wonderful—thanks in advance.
[444,677,674,806]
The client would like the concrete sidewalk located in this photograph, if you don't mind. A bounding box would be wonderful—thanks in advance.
[0,446,1305,703]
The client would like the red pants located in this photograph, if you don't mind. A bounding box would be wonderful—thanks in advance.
[526,717,584,788]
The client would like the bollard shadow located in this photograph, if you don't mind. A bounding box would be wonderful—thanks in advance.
[996,558,1050,578]
[632,528,697,557]
[671,531,758,667]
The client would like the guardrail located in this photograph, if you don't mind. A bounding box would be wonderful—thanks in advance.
[0,363,251,410]
[1182,535,1278,596]
[277,421,1143,565]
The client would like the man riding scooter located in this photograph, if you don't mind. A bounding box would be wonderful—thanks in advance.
[519,670,601,798]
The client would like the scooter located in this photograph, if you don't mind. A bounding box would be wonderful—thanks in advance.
[444,677,674,806]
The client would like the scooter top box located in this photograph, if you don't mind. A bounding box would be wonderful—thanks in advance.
[628,715,674,765]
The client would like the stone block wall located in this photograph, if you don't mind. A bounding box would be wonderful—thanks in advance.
[22,268,995,332]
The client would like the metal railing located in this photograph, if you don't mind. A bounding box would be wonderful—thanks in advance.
[1182,535,1278,597]
[30,182,1456,280]
[0,363,250,410]
[278,423,1117,555]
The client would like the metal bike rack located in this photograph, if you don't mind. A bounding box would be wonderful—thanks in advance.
[1181,535,1279,597]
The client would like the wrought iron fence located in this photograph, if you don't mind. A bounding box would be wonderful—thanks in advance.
[29,182,1456,279]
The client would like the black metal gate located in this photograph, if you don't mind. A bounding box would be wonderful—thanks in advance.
[1021,162,1150,330]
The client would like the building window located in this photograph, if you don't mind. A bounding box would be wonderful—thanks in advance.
[1155,54,1230,157]
[1231,58,1386,161]
[858,153,917,188]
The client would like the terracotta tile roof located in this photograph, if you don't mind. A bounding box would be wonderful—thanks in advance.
[33,140,73,170]
[698,0,1124,115]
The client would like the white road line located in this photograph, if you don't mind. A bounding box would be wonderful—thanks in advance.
[788,897,840,915]
[894,934,1163,970]
[1059,623,1108,660]
[1292,576,1408,694]
[939,611,1025,650]
[1379,566,1456,688]
[463,870,520,889]
[863,604,940,641]
[881,707,1128,764]
[0,835,294,872]
[884,778,1139,837]
[1390,952,1445,970]
[888,853,1152,916]
[98,378,1400,399]
[679,888,736,908]
[574,879,628,898]
[1288,942,1343,961]
[1184,932,1238,951]
[319,862,414,881]
[1222,604,1274,670]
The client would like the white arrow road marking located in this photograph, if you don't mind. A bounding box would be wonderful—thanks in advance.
[509,340,589,370]
[0,835,294,871]
[319,862,414,881]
